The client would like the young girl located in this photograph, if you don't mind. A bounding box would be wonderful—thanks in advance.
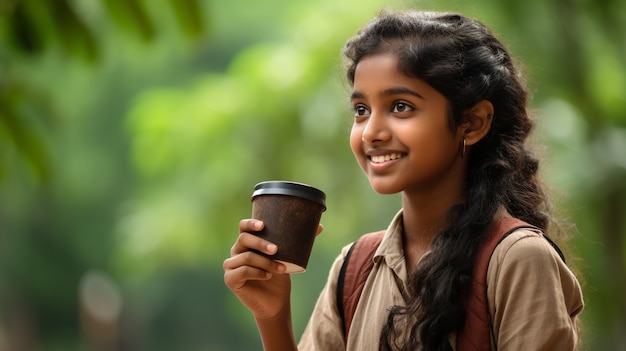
[223,10,584,351]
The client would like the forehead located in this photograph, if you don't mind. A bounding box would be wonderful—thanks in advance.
[352,53,441,101]
[353,53,403,82]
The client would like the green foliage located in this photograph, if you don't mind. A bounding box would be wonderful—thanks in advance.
[0,0,207,184]
[0,78,51,181]
[1,0,625,349]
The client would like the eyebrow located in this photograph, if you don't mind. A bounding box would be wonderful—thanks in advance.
[350,87,425,101]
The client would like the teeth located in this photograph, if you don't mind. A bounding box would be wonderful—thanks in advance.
[371,153,405,163]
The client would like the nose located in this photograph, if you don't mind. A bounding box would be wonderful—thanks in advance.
[361,113,390,144]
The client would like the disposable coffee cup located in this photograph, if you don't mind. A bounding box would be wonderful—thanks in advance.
[251,181,326,273]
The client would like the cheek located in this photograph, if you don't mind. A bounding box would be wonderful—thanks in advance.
[349,124,360,152]
[349,125,366,165]
[400,122,455,159]
[412,130,458,162]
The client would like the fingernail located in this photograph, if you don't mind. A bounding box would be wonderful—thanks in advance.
[254,221,263,230]
[276,263,286,273]
[267,243,278,254]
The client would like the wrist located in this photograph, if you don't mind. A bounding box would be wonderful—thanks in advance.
[255,306,298,351]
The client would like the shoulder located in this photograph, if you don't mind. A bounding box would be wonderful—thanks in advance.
[486,230,584,349]
[491,227,565,270]
[487,227,583,315]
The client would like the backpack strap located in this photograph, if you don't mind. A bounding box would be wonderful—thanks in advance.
[337,218,565,349]
[336,230,385,337]
[457,217,537,351]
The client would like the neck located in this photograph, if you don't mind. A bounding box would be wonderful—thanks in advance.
[401,193,459,244]
[400,178,466,267]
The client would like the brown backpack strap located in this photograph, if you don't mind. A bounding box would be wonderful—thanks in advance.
[456,217,537,351]
[336,230,385,337]
[337,218,564,349]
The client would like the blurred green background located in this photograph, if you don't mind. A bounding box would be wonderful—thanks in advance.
[1,0,624,350]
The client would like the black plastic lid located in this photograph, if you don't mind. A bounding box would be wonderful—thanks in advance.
[252,181,326,211]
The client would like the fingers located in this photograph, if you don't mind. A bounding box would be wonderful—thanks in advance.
[226,218,285,286]
[224,250,285,276]
[239,218,264,232]
[224,264,271,287]
[223,249,286,290]
[315,223,324,236]
[231,219,274,255]
[230,232,278,257]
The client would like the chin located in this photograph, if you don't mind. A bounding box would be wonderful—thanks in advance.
[369,180,402,195]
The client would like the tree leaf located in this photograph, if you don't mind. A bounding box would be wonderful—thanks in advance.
[167,0,205,39]
[102,0,155,41]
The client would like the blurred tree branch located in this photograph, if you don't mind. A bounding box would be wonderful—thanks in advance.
[0,0,207,183]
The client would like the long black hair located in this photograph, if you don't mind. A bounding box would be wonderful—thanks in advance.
[344,11,557,350]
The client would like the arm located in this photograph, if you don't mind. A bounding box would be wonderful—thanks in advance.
[488,230,584,351]
[223,219,298,351]
[255,307,298,351]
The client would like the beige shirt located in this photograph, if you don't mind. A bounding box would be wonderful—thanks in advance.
[298,210,584,350]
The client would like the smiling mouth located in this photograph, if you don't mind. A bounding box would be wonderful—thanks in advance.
[369,153,407,164]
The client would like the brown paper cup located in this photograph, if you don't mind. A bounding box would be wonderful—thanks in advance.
[251,181,326,273]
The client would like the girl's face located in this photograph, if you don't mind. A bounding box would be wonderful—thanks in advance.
[349,53,466,196]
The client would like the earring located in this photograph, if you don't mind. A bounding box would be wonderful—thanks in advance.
[462,138,466,158]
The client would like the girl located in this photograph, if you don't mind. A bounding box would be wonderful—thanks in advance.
[223,10,584,351]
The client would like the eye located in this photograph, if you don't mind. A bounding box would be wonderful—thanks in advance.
[392,101,414,113]
[353,104,370,117]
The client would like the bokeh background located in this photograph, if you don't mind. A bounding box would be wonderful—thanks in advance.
[1,0,624,350]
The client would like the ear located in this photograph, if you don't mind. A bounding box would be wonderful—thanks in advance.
[459,100,494,146]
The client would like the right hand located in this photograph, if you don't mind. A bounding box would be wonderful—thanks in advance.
[223,219,292,321]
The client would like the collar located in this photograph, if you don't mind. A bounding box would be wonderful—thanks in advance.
[374,209,409,282]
